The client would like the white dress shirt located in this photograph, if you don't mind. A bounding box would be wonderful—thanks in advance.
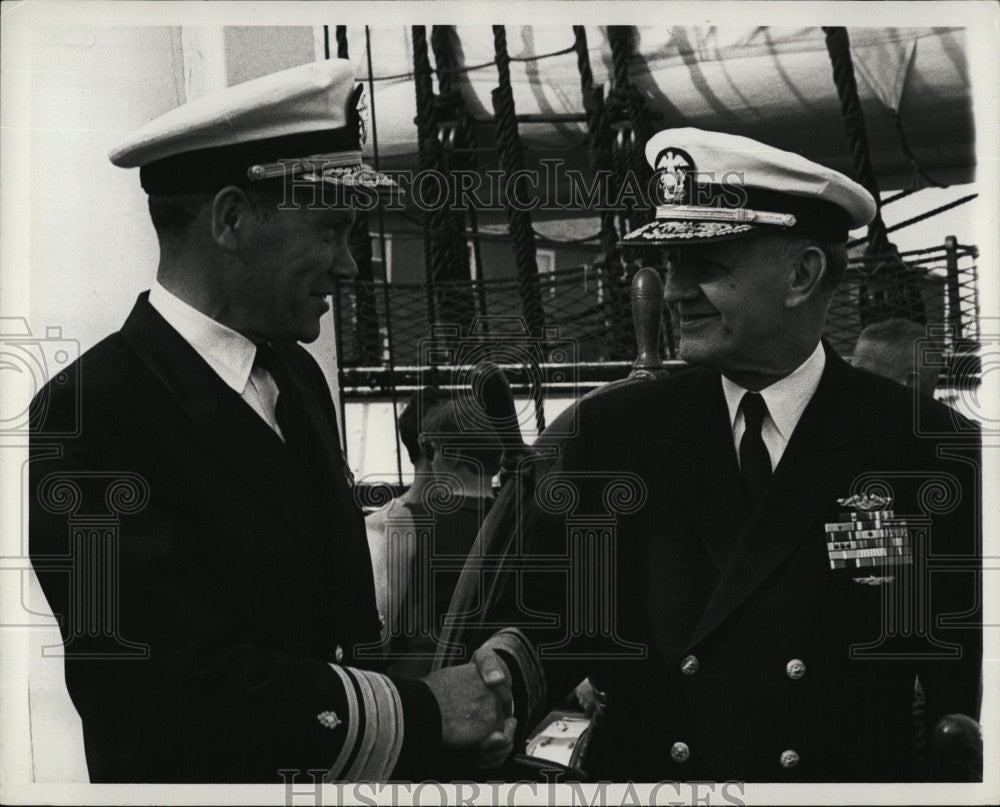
[720,341,826,472]
[148,281,283,437]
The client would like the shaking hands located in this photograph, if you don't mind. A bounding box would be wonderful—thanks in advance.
[422,645,517,768]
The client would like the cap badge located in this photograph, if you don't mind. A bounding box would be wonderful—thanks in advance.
[654,147,695,205]
[356,86,369,147]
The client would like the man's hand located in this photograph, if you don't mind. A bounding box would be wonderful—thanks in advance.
[422,646,513,748]
[474,717,517,769]
[574,677,606,718]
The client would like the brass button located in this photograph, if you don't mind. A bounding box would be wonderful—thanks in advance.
[680,655,699,675]
[780,749,800,769]
[334,645,344,663]
[785,658,806,679]
[670,741,690,763]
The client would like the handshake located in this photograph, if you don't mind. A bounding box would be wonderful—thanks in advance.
[421,646,517,769]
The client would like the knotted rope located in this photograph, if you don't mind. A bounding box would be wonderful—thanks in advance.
[491,25,546,341]
[824,26,925,325]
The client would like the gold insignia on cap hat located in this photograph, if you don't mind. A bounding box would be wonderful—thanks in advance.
[356,88,369,147]
[621,127,877,247]
[654,147,695,205]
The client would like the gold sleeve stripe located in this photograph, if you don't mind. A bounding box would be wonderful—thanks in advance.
[324,664,361,781]
[353,669,404,780]
[345,668,380,780]
[322,665,405,782]
[384,675,405,776]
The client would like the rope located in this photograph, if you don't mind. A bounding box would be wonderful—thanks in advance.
[384,130,591,162]
[881,187,920,207]
[392,210,603,247]
[493,25,547,433]
[412,26,475,333]
[336,25,348,60]
[893,110,949,189]
[605,26,643,355]
[349,209,381,364]
[573,25,594,102]
[432,26,489,321]
[323,26,347,457]
[327,27,380,365]
[607,23,654,294]
[365,25,403,486]
[574,25,618,268]
[846,194,978,249]
[492,25,546,341]
[823,26,925,326]
[411,26,439,327]
[608,27,633,239]
[852,242,973,262]
[431,26,477,313]
[332,238,977,385]
[431,25,457,95]
[369,43,577,82]
[823,27,891,255]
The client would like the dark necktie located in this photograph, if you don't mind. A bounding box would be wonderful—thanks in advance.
[739,391,772,507]
[253,343,325,488]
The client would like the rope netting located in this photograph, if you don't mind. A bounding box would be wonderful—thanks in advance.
[826,244,980,369]
[334,240,979,392]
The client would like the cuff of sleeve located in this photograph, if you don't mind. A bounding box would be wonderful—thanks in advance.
[324,665,406,782]
[482,628,546,736]
[387,677,442,781]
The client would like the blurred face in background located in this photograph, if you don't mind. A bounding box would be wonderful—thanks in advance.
[853,320,939,397]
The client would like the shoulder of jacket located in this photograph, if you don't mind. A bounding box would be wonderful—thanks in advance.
[580,364,705,414]
[850,363,980,438]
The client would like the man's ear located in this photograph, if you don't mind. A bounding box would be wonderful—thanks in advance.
[211,186,253,252]
[418,435,435,463]
[786,244,827,308]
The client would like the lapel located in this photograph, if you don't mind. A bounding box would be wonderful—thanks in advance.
[684,344,875,650]
[120,293,331,554]
[271,342,348,491]
[655,368,751,572]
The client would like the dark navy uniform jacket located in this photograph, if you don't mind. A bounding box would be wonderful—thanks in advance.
[469,343,981,782]
[29,293,441,782]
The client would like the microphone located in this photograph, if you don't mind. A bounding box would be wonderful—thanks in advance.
[629,266,668,380]
[469,361,528,474]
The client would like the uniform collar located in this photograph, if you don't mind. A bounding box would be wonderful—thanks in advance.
[720,341,826,440]
[148,280,257,395]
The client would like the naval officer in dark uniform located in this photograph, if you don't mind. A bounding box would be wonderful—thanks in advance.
[476,128,982,781]
[28,59,514,783]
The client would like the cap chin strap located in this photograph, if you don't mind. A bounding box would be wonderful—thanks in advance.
[247,150,364,181]
[656,204,796,228]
